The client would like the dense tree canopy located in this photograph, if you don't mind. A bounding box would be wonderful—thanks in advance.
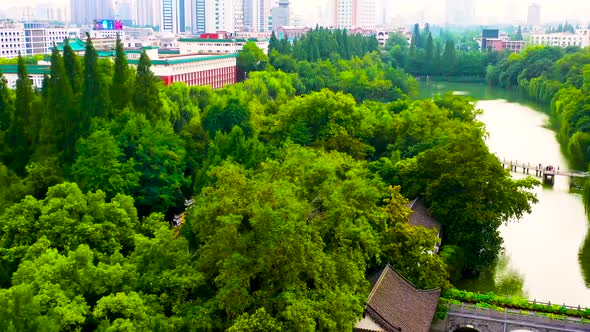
[0,29,538,330]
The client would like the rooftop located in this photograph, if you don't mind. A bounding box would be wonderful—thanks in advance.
[355,265,441,332]
[406,198,441,233]
[0,64,50,75]
[127,53,237,66]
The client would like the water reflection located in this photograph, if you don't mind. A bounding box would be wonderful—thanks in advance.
[580,230,590,288]
[455,254,526,297]
[420,82,590,306]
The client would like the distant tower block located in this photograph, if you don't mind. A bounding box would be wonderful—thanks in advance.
[528,3,541,26]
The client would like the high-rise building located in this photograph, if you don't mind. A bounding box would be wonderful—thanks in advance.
[243,0,271,32]
[136,0,160,27]
[191,0,207,32]
[527,3,541,26]
[445,0,475,26]
[70,0,115,25]
[191,0,234,34]
[215,0,236,33]
[233,0,244,32]
[271,0,289,31]
[161,0,188,34]
[334,0,376,30]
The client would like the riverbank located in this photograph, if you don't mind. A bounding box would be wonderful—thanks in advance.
[417,76,486,84]
[420,81,590,307]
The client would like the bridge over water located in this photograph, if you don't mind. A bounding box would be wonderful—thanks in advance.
[498,158,590,186]
[432,302,590,332]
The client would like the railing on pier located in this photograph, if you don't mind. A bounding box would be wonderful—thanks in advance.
[448,302,590,327]
[498,158,590,179]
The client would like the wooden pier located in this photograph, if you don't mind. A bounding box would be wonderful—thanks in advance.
[499,159,589,186]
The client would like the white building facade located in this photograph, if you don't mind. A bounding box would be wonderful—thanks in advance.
[1,23,80,58]
[0,64,48,89]
[0,29,26,58]
[178,37,269,54]
[161,0,189,34]
[529,29,590,48]
[335,0,376,30]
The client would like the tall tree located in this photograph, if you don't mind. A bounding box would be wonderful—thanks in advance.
[268,30,279,56]
[0,68,12,132]
[441,40,457,75]
[111,33,132,110]
[412,23,421,48]
[38,48,76,163]
[425,33,434,67]
[515,26,524,41]
[62,38,82,92]
[6,53,35,173]
[82,34,110,125]
[133,50,164,121]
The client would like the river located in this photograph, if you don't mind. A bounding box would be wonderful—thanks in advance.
[419,82,590,307]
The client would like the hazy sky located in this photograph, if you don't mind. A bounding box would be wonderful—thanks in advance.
[1,0,589,25]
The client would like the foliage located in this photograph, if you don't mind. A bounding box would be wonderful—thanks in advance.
[0,26,541,329]
[133,50,164,121]
[111,34,133,110]
[441,288,590,319]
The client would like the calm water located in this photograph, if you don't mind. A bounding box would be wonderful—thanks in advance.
[420,82,590,307]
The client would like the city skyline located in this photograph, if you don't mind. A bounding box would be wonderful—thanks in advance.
[0,0,589,26]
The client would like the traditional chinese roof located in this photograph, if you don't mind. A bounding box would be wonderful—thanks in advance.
[406,198,441,234]
[355,265,441,332]
[56,38,86,52]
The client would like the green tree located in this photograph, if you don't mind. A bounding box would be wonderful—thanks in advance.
[62,38,82,92]
[183,145,387,329]
[202,97,253,138]
[425,33,434,73]
[0,182,140,255]
[441,40,457,75]
[237,42,269,78]
[412,23,421,48]
[71,129,139,198]
[0,284,60,332]
[111,33,132,110]
[6,53,35,173]
[37,47,76,163]
[515,26,524,41]
[82,34,101,123]
[133,50,164,121]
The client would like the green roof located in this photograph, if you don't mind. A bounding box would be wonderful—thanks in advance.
[159,49,181,54]
[0,64,50,75]
[127,53,237,66]
[57,38,86,52]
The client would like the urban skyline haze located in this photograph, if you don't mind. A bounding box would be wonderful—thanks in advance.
[0,0,589,25]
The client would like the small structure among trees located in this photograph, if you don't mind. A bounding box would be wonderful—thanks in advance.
[407,198,442,253]
[355,265,441,332]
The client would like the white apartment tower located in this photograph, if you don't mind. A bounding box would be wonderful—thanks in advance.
[335,0,376,30]
[191,0,235,34]
[161,0,188,34]
[216,0,236,33]
[527,3,541,26]
[243,0,271,32]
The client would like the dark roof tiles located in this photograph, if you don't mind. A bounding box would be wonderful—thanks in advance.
[364,265,441,332]
[406,198,441,233]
